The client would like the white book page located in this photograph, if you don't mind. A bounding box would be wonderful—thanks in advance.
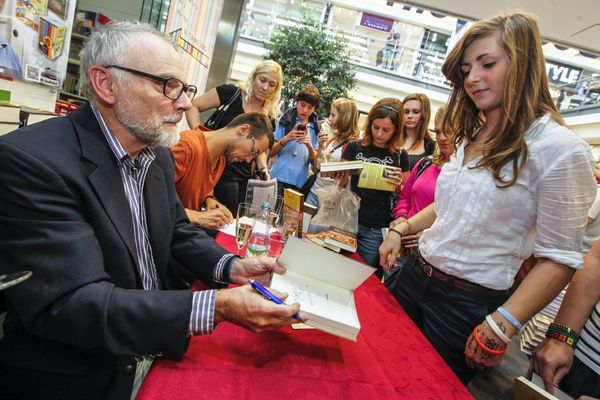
[271,270,359,329]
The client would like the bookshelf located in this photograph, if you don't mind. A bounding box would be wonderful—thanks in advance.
[57,10,111,111]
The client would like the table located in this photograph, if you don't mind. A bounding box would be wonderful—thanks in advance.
[137,233,473,399]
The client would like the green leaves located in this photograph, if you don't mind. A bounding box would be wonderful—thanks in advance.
[265,15,357,116]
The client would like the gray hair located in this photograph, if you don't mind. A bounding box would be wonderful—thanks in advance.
[79,20,176,102]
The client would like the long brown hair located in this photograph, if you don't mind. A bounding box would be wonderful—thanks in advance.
[431,105,453,167]
[402,93,432,151]
[331,98,359,143]
[441,11,562,187]
[361,97,404,154]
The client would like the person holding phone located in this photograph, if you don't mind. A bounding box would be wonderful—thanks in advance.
[269,84,321,197]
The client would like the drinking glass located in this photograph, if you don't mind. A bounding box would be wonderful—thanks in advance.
[266,194,283,226]
[235,203,258,255]
[267,232,286,258]
[0,270,32,290]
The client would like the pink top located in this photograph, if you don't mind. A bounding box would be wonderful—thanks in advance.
[392,159,441,219]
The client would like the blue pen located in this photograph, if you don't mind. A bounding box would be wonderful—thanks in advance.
[249,279,302,321]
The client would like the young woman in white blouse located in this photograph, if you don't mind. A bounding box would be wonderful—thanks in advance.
[378,11,596,383]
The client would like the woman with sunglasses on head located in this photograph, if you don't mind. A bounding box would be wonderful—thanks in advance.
[379,11,596,383]
[336,98,408,275]
[402,93,436,171]
[185,60,283,213]
[306,98,360,209]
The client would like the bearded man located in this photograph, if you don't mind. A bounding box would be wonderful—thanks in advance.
[0,21,302,400]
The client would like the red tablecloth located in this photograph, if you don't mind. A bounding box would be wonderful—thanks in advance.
[137,234,472,399]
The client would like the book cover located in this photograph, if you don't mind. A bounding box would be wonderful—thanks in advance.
[320,160,364,173]
[282,188,304,238]
[304,231,341,252]
[271,237,375,341]
[357,162,396,191]
[324,226,357,252]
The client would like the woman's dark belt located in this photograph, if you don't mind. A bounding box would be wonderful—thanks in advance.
[416,253,508,296]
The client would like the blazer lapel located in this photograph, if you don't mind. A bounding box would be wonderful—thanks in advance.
[143,161,170,284]
[71,104,138,262]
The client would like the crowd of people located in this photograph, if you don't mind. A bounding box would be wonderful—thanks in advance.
[0,9,598,400]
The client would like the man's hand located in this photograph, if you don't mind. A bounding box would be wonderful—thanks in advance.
[214,285,305,331]
[229,256,286,286]
[186,208,231,229]
[533,338,574,394]
[204,197,233,220]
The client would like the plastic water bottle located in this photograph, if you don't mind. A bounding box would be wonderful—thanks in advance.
[246,202,271,257]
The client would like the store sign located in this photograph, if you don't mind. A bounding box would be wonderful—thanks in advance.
[546,61,582,88]
[360,13,394,32]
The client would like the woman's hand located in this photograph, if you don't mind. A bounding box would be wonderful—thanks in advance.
[533,338,574,394]
[379,231,404,271]
[384,166,403,188]
[464,321,508,371]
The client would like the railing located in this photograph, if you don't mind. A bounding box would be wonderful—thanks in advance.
[240,10,451,90]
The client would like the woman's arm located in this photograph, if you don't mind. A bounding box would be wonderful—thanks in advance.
[185,88,221,128]
[533,241,600,393]
[378,203,437,268]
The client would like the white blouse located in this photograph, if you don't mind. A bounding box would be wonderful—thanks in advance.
[419,114,596,290]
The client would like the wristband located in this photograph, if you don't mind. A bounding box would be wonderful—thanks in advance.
[546,322,579,347]
[496,306,523,331]
[485,314,511,344]
[473,325,507,356]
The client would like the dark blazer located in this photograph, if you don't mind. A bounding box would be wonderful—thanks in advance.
[0,103,229,399]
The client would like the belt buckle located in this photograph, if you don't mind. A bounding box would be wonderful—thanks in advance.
[423,263,433,277]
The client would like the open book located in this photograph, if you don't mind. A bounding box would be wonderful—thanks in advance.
[271,237,375,341]
[320,160,364,173]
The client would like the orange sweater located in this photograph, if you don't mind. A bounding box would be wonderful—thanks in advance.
[171,129,226,211]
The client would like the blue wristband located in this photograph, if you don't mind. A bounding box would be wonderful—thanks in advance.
[496,306,523,330]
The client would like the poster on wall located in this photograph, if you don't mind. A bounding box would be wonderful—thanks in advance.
[0,0,76,88]
[165,0,223,97]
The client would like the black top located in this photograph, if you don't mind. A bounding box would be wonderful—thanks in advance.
[210,84,251,181]
[406,136,436,171]
[342,140,409,228]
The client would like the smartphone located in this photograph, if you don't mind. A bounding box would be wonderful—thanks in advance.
[297,124,306,131]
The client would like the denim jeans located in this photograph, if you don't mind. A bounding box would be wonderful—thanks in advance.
[392,259,508,384]
[357,225,384,275]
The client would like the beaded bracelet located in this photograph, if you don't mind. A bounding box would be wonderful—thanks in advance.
[546,322,579,347]
[497,306,523,331]
[472,325,507,356]
[485,315,511,344]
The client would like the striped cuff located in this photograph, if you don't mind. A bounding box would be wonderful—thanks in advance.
[213,254,238,284]
[188,289,217,335]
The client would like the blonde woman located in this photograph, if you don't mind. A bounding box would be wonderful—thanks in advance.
[379,11,596,383]
[185,60,283,213]
[402,93,435,170]
[306,98,359,208]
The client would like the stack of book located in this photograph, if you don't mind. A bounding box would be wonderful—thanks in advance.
[520,288,566,355]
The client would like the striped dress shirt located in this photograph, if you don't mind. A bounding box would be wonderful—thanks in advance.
[91,104,234,335]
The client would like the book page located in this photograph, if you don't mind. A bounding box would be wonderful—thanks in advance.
[278,237,375,290]
[271,270,358,328]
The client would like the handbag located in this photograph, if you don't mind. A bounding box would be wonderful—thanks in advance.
[205,88,241,130]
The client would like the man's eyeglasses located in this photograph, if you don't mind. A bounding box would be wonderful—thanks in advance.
[104,65,197,101]
[250,135,259,158]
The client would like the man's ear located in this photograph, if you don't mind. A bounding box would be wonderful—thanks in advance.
[88,66,119,105]
[236,124,251,137]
